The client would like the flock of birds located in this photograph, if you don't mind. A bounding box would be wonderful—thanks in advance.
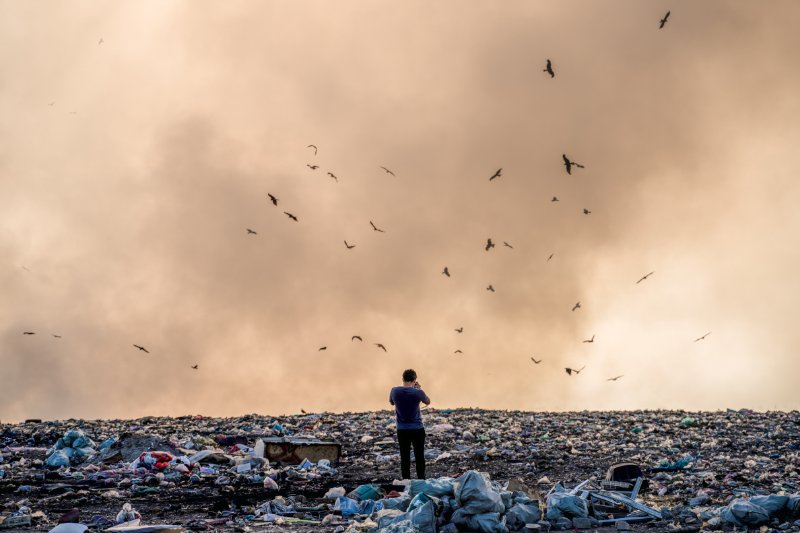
[18,8,713,390]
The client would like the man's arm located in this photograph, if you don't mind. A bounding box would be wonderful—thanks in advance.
[389,389,395,406]
[418,389,431,406]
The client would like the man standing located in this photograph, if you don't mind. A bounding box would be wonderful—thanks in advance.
[389,369,431,480]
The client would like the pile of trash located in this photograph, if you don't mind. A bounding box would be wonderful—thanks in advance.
[1,408,799,531]
[45,429,97,468]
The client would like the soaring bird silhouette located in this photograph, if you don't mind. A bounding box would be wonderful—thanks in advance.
[327,172,338,182]
[267,193,278,206]
[694,331,711,342]
[374,343,387,352]
[572,302,581,311]
[307,144,318,155]
[503,241,513,249]
[583,334,595,343]
[485,238,495,251]
[97,38,104,45]
[301,408,307,414]
[351,335,363,342]
[48,102,55,107]
[380,166,395,176]
[442,267,450,277]
[191,364,198,370]
[551,196,559,202]
[489,168,502,181]
[52,334,62,338]
[307,164,319,170]
[607,375,624,381]
[562,154,585,175]
[454,349,463,354]
[319,346,327,351]
[547,253,554,262]
[370,221,385,233]
[659,11,670,29]
[344,240,355,249]
[455,327,463,333]
[583,208,591,215]
[486,284,495,292]
[284,212,298,221]
[565,366,585,376]
[23,331,35,335]
[133,344,149,353]
[637,271,655,284]
[543,59,555,78]
[530,357,542,364]
[247,229,257,235]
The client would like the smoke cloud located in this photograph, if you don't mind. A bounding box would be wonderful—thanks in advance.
[2,1,800,421]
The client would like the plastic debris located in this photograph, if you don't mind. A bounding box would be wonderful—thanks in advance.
[0,409,799,530]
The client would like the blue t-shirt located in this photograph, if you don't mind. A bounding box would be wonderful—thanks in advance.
[389,386,430,430]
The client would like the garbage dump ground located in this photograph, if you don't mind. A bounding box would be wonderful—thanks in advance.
[1,409,799,532]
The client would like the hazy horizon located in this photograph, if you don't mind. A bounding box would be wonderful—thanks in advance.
[3,1,800,422]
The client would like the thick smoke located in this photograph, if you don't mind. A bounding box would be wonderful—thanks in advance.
[2,1,800,421]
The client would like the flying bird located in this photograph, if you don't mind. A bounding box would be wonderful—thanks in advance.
[583,334,595,343]
[327,172,338,182]
[133,344,149,353]
[284,211,298,221]
[562,154,585,175]
[48,102,55,107]
[247,228,257,235]
[487,284,495,292]
[23,331,35,335]
[694,331,711,342]
[344,240,355,249]
[572,302,581,311]
[301,408,307,414]
[659,11,670,29]
[442,266,450,277]
[485,238,495,251]
[455,327,463,333]
[307,164,319,170]
[530,357,542,364]
[543,59,555,78]
[503,241,513,249]
[267,193,278,206]
[636,271,655,284]
[454,350,463,354]
[565,366,585,376]
[551,196,559,202]
[307,144,318,155]
[583,208,591,215]
[547,253,554,262]
[374,343,387,352]
[380,166,395,176]
[370,221,385,232]
[319,346,327,351]
[352,335,363,342]
[98,38,104,45]
[191,365,199,370]
[52,334,62,338]
[607,375,624,381]
[489,168,502,181]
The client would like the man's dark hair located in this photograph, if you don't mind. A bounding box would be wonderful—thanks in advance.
[402,369,417,382]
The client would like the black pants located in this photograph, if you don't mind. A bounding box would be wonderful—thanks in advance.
[397,428,426,479]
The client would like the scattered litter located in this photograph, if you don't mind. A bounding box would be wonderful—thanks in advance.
[0,409,798,531]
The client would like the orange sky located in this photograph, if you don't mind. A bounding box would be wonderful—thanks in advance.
[2,1,800,422]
